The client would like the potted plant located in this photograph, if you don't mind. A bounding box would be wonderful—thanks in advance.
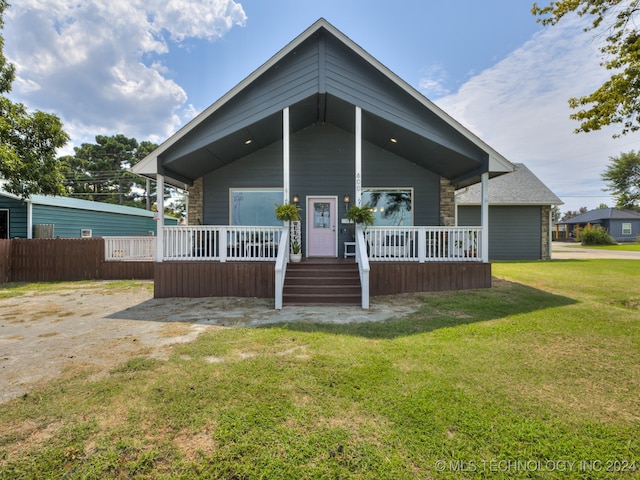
[274,203,301,222]
[345,205,374,226]
[290,240,302,262]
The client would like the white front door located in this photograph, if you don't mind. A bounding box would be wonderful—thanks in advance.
[307,197,337,257]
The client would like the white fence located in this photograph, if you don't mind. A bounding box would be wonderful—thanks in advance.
[365,226,482,262]
[162,226,283,262]
[104,236,156,261]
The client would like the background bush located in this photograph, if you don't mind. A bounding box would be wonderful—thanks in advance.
[575,226,617,245]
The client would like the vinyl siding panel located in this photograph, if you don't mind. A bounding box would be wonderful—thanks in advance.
[202,141,284,225]
[162,39,321,164]
[458,206,542,260]
[608,219,640,242]
[202,122,441,255]
[0,196,27,238]
[323,36,485,161]
[32,205,175,238]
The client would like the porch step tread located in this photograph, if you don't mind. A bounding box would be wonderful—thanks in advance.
[283,260,361,306]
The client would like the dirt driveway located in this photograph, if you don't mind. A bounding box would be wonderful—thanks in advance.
[0,281,423,404]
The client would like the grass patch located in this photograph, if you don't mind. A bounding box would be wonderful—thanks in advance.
[575,243,640,251]
[0,280,153,299]
[0,261,639,478]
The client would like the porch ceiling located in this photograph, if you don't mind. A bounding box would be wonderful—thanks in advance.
[159,94,486,187]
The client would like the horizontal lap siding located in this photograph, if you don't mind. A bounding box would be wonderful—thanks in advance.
[323,37,484,160]
[33,205,163,238]
[154,262,275,298]
[163,41,321,163]
[370,262,491,295]
[458,206,542,260]
[0,196,28,238]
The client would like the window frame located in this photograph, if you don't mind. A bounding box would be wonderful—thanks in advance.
[228,188,283,226]
[622,222,632,235]
[360,187,414,226]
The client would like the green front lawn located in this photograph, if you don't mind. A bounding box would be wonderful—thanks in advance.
[1,260,638,479]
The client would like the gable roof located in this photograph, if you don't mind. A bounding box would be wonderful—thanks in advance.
[455,163,563,206]
[133,18,514,189]
[559,208,640,224]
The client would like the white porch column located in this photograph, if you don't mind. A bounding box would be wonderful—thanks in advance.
[481,171,489,262]
[156,174,165,263]
[283,107,290,203]
[355,106,362,206]
[27,201,33,239]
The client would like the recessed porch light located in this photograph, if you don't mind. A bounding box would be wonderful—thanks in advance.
[244,138,253,145]
[390,137,398,143]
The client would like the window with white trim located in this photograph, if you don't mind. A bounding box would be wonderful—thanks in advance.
[361,188,413,226]
[230,188,283,226]
[622,222,632,235]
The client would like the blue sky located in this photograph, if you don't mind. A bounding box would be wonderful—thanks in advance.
[5,0,637,213]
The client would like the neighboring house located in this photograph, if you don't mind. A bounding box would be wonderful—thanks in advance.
[456,163,563,260]
[0,190,177,239]
[133,18,517,306]
[559,208,640,243]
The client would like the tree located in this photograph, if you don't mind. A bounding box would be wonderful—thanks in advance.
[0,0,69,198]
[561,207,588,221]
[532,1,640,137]
[551,205,561,222]
[61,134,156,206]
[601,150,640,209]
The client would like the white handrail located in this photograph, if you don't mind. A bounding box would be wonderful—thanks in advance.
[355,226,370,309]
[274,224,290,310]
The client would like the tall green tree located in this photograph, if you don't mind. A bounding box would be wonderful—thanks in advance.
[61,134,157,206]
[601,150,640,209]
[533,1,640,137]
[0,0,69,198]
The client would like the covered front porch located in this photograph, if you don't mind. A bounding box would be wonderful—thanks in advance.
[141,224,490,308]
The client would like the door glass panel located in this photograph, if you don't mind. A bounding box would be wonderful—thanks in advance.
[313,202,330,228]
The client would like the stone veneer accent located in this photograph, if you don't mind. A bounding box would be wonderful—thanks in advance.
[188,177,203,225]
[440,177,456,226]
[541,205,551,260]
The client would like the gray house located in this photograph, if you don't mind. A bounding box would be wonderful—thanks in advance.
[456,163,563,260]
[133,18,517,306]
[559,208,640,243]
[0,190,178,239]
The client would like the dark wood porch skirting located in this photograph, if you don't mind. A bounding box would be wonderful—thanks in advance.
[154,262,275,298]
[153,260,490,299]
[369,262,491,296]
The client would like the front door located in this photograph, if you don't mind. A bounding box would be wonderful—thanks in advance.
[307,197,337,257]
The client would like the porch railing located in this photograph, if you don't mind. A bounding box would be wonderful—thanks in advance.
[104,236,156,261]
[365,226,482,262]
[274,224,290,310]
[355,226,370,309]
[161,226,282,262]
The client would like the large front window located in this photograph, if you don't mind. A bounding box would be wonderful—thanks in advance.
[361,188,413,226]
[230,188,283,226]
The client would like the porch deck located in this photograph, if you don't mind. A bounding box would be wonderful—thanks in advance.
[153,257,491,299]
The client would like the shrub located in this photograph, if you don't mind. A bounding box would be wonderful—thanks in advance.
[576,226,616,245]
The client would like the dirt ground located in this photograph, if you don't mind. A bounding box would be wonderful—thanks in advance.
[0,281,424,404]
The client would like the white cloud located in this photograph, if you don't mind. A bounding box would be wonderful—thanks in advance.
[434,16,630,213]
[418,65,451,98]
[3,0,246,147]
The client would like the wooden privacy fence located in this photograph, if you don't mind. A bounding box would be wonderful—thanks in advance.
[1,238,153,283]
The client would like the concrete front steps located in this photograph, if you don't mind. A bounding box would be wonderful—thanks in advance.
[283,258,361,306]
